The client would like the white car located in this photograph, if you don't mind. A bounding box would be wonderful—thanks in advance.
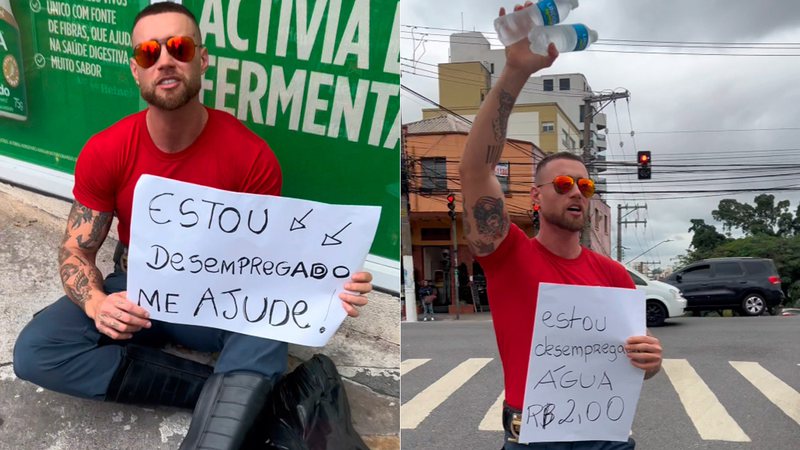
[627,268,687,327]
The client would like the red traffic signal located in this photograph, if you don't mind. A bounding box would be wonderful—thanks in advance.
[447,193,456,219]
[637,151,651,180]
[533,204,540,212]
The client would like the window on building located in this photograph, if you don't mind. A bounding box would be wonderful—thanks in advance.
[594,209,600,231]
[562,130,575,150]
[542,122,555,133]
[490,63,495,74]
[495,162,510,194]
[579,105,586,123]
[420,157,447,193]
[543,79,553,91]
[559,78,570,91]
[421,228,451,241]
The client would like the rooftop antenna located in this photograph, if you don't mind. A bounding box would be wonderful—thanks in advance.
[461,12,464,32]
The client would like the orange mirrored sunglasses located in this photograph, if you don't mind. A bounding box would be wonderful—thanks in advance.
[133,36,201,69]
[536,175,596,198]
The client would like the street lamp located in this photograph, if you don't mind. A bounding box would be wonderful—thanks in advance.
[625,239,673,265]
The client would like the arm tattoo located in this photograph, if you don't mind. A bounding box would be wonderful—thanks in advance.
[77,211,112,249]
[59,201,110,309]
[490,89,515,144]
[468,238,497,255]
[486,144,504,166]
[68,201,95,230]
[472,196,510,239]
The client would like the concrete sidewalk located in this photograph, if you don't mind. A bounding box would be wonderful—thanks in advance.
[0,183,399,449]
[402,311,493,323]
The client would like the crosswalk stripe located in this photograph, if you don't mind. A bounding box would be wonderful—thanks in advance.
[478,390,505,431]
[402,358,431,375]
[401,358,493,429]
[661,358,750,442]
[730,361,800,426]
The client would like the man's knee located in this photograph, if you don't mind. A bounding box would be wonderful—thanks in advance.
[12,297,93,383]
[13,319,47,382]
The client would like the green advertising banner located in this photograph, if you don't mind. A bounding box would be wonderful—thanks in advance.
[0,0,400,263]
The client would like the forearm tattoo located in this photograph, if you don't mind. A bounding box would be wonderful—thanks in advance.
[486,144,504,166]
[58,201,111,309]
[489,89,515,165]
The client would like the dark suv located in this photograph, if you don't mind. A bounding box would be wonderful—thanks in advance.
[665,258,784,316]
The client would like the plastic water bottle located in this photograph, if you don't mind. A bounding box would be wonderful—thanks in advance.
[528,24,598,55]
[494,0,580,46]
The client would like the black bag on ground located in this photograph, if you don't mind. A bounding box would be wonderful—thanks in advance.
[253,354,369,450]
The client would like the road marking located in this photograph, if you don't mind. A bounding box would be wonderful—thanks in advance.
[661,358,750,442]
[478,390,505,431]
[401,358,431,375]
[401,358,493,429]
[730,361,800,426]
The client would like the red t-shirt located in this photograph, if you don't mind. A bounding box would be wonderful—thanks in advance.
[73,108,282,246]
[476,224,635,410]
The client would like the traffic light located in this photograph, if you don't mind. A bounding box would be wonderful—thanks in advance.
[532,204,540,229]
[637,151,651,180]
[447,193,456,220]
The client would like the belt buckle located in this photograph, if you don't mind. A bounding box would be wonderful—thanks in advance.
[507,412,522,443]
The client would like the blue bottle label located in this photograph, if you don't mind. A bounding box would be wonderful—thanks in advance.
[572,24,590,51]
[537,0,560,26]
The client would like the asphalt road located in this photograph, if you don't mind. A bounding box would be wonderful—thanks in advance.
[400,315,799,450]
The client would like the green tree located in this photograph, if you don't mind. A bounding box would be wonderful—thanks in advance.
[678,219,729,265]
[711,194,793,236]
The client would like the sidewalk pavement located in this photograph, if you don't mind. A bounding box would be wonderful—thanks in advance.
[0,183,398,449]
[403,311,494,322]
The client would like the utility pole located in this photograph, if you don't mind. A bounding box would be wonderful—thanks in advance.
[617,204,647,262]
[581,90,630,248]
[400,125,418,322]
[636,261,661,277]
[451,209,461,320]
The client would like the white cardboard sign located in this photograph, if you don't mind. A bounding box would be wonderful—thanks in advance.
[519,283,646,443]
[127,175,381,347]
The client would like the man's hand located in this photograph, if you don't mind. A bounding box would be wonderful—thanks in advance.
[86,291,152,340]
[625,335,662,379]
[339,271,373,318]
[500,2,559,76]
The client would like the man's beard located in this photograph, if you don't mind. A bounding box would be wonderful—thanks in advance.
[541,207,587,232]
[140,75,200,111]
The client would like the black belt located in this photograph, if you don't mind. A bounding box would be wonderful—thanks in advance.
[503,402,522,443]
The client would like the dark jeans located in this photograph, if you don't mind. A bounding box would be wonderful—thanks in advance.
[502,431,636,450]
[13,271,288,400]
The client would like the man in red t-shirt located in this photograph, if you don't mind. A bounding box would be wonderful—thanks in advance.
[459,4,662,449]
[13,3,373,449]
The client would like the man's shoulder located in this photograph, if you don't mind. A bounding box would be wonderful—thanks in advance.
[207,108,268,148]
[89,110,146,143]
[582,247,632,286]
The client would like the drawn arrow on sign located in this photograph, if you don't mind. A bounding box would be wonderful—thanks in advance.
[322,222,352,246]
[290,209,313,231]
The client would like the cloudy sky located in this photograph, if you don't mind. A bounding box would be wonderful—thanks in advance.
[400,0,800,272]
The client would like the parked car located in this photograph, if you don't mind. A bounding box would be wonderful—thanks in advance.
[664,258,784,316]
[627,268,687,327]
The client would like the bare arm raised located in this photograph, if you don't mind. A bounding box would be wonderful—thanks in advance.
[59,200,151,339]
[460,3,558,257]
